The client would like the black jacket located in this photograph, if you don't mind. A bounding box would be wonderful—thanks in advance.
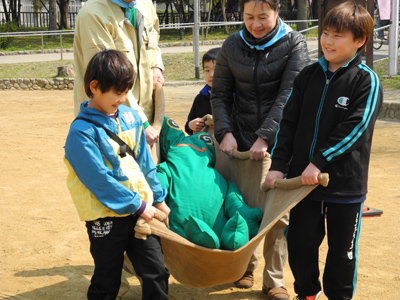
[185,85,212,135]
[270,54,383,198]
[211,21,310,151]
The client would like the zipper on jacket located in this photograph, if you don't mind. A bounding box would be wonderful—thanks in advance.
[253,50,262,127]
[309,73,330,160]
[309,67,340,160]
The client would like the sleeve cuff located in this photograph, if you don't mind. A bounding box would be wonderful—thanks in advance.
[311,152,329,170]
[270,158,289,173]
[153,64,165,73]
[136,201,147,216]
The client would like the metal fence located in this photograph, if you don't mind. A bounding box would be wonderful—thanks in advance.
[0,30,74,59]
[0,12,79,28]
[157,11,243,24]
[0,20,318,62]
[0,9,300,29]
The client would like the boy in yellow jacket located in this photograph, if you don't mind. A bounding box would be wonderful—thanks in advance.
[65,49,170,300]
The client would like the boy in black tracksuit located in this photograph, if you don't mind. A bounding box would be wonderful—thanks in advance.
[185,47,220,135]
[265,2,383,300]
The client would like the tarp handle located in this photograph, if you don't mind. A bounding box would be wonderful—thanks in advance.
[230,149,329,192]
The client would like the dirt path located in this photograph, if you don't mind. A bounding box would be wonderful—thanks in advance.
[0,87,399,300]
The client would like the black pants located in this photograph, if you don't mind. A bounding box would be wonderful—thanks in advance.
[287,199,363,300]
[85,215,169,300]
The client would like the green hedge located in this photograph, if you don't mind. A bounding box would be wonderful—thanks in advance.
[0,21,18,49]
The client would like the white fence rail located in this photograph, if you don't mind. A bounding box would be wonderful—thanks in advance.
[0,30,73,59]
[0,20,397,75]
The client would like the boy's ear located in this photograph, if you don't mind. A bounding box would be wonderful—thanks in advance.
[356,35,367,49]
[89,80,99,94]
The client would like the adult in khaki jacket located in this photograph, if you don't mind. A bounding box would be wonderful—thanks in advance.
[73,0,164,144]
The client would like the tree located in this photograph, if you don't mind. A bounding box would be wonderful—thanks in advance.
[172,0,190,23]
[205,0,230,36]
[171,0,190,39]
[220,0,228,34]
[310,0,319,26]
[32,0,45,27]
[296,0,308,31]
[57,0,70,29]
[38,0,69,29]
[1,0,22,25]
[48,0,57,33]
[1,0,11,22]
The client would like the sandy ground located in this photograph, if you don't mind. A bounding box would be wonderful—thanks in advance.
[0,86,399,300]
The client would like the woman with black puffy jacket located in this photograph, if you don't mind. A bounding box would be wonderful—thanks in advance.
[211,0,310,299]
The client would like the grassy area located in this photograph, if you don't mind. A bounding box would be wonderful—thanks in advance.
[379,76,400,90]
[0,28,236,52]
[371,57,400,89]
[1,53,399,90]
[0,24,398,89]
[0,26,318,52]
[0,59,74,79]
[163,51,207,81]
[161,27,240,43]
[4,34,74,52]
[0,52,207,81]
[0,27,74,52]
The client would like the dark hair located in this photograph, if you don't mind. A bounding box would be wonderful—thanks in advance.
[239,0,280,12]
[202,47,221,69]
[322,1,374,51]
[84,49,135,98]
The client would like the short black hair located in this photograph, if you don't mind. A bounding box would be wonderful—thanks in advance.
[202,47,221,69]
[84,49,135,98]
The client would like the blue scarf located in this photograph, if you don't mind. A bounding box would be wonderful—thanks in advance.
[111,0,136,27]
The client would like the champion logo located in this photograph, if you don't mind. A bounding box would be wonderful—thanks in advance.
[335,96,350,110]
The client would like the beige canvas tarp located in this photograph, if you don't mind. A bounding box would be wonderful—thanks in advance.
[143,89,328,288]
[149,182,321,288]
[147,133,327,288]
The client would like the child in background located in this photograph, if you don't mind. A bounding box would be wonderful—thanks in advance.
[265,2,383,299]
[64,49,170,300]
[185,47,220,135]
